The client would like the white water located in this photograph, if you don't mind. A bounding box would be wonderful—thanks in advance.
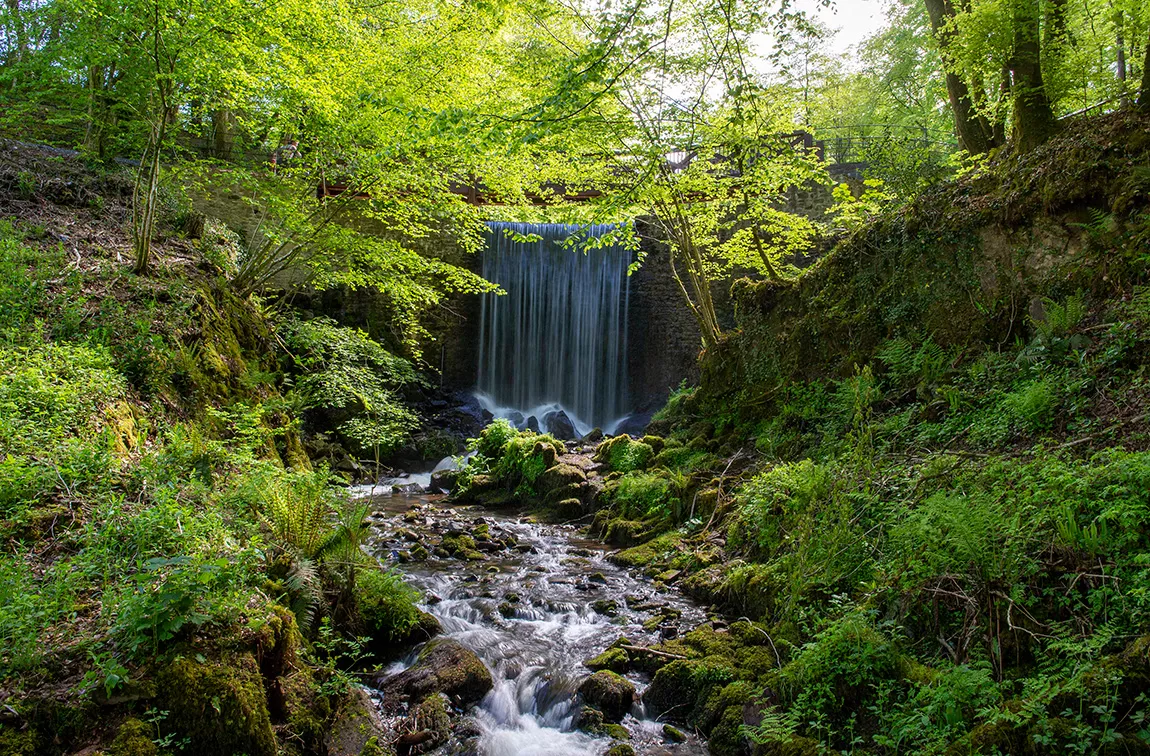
[369,498,708,755]
[472,391,629,438]
[477,222,633,433]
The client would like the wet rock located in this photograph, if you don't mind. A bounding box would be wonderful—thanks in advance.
[582,427,604,443]
[612,412,652,437]
[507,411,526,429]
[578,671,636,722]
[663,724,687,743]
[585,637,632,673]
[592,599,618,616]
[429,468,458,494]
[589,572,608,584]
[525,414,540,433]
[543,409,577,440]
[377,639,493,709]
[395,693,451,756]
[605,744,635,756]
[393,482,426,494]
[326,686,384,756]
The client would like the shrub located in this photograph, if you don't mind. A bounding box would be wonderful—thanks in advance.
[612,472,676,520]
[354,567,420,644]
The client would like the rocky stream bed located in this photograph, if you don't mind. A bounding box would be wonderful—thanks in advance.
[358,492,712,756]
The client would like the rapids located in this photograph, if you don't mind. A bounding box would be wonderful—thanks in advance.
[365,494,709,756]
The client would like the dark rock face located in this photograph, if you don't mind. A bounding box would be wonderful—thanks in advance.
[578,671,636,723]
[429,468,458,494]
[377,639,493,709]
[543,410,577,440]
[525,415,540,433]
[612,412,652,437]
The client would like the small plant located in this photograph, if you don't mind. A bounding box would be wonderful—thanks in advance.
[81,650,132,699]
[312,618,371,699]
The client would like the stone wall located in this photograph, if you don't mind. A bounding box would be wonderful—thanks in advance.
[625,225,703,412]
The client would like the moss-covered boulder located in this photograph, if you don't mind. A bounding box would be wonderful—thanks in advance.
[578,671,636,722]
[106,718,159,756]
[378,639,493,709]
[585,637,632,673]
[393,694,452,755]
[155,652,277,756]
[605,743,635,756]
[536,463,587,496]
[324,687,384,756]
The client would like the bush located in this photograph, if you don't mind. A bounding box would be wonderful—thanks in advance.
[354,567,420,644]
[612,472,676,519]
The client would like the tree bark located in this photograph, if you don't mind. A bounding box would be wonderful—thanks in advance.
[923,0,999,154]
[1140,27,1150,110]
[1009,0,1058,152]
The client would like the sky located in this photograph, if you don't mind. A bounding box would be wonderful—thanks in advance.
[801,0,890,56]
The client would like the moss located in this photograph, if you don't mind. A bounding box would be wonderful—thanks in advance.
[605,744,635,756]
[107,718,158,756]
[609,531,682,564]
[578,671,636,722]
[156,652,277,756]
[642,658,736,724]
[754,737,821,756]
[706,705,746,756]
[595,436,655,472]
[663,724,687,743]
[585,646,630,673]
[603,723,630,740]
[0,730,41,756]
[410,694,451,750]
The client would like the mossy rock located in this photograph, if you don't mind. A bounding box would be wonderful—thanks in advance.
[325,687,383,756]
[752,736,821,756]
[378,639,493,709]
[603,723,630,740]
[107,718,158,756]
[609,531,683,566]
[578,671,636,722]
[156,652,277,756]
[663,724,687,743]
[585,645,630,673]
[706,704,749,756]
[537,463,587,496]
[642,659,705,720]
[605,744,635,756]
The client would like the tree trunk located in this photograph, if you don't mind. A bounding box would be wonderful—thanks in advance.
[1140,27,1150,110]
[4,0,27,65]
[1009,0,1058,152]
[923,0,999,154]
[212,108,234,160]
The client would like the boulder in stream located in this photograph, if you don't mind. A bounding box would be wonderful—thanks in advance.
[377,639,493,709]
[543,409,577,441]
[577,670,636,722]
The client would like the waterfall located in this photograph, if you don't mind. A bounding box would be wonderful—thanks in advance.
[476,222,632,435]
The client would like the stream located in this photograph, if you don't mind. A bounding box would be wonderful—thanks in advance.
[360,491,710,756]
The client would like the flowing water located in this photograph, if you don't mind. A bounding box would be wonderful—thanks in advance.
[477,222,633,435]
[365,494,709,756]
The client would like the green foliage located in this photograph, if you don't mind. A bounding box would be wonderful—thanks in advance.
[283,316,419,458]
[113,556,239,659]
[612,472,677,520]
[457,420,564,498]
[354,567,421,644]
[0,339,127,455]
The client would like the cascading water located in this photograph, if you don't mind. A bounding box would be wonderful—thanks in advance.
[477,222,632,435]
[365,494,708,755]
